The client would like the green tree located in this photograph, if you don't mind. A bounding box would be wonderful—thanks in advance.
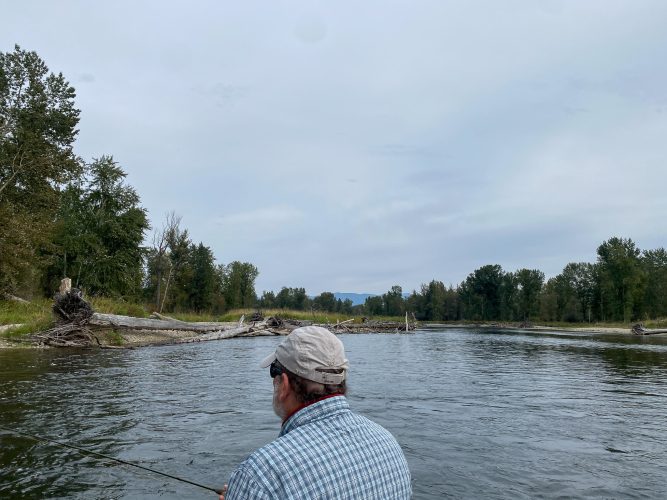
[460,264,504,320]
[221,261,258,309]
[382,285,405,317]
[48,156,148,297]
[405,289,425,319]
[560,262,597,322]
[161,218,192,311]
[313,292,337,312]
[259,290,276,308]
[641,248,667,319]
[514,269,545,321]
[422,280,446,320]
[597,237,645,322]
[539,278,559,322]
[186,243,217,312]
[274,287,309,310]
[340,298,354,314]
[364,295,383,316]
[0,45,81,294]
[499,272,518,321]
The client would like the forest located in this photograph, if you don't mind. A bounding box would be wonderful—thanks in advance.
[2,46,666,324]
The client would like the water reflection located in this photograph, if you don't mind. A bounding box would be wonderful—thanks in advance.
[1,330,667,499]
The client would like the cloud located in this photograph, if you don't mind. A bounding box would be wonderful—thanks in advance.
[3,0,666,294]
[215,206,304,230]
[77,73,95,83]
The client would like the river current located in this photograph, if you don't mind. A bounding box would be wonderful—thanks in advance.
[1,328,667,499]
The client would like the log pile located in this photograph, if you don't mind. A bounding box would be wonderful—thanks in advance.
[330,318,416,333]
[28,280,417,348]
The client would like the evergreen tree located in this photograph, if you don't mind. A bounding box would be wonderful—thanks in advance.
[313,292,336,312]
[461,265,504,320]
[382,285,405,317]
[186,243,217,312]
[221,261,258,309]
[364,295,383,316]
[259,290,276,308]
[597,237,645,322]
[48,156,148,297]
[514,269,544,321]
[641,248,667,319]
[422,280,447,320]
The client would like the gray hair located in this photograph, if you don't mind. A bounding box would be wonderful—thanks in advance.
[274,359,347,403]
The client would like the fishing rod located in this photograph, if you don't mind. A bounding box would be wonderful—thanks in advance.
[0,425,223,495]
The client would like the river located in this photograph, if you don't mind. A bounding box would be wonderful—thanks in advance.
[1,328,667,499]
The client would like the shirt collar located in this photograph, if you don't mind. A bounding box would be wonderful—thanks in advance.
[280,395,349,436]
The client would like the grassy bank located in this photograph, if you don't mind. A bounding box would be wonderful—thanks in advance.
[0,297,405,338]
[3,296,665,342]
[0,298,54,337]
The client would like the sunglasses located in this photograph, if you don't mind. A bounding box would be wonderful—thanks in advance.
[270,360,284,379]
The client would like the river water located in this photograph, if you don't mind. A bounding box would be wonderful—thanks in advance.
[1,328,667,499]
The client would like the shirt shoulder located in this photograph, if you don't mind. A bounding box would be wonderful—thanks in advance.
[227,404,412,499]
[225,463,272,500]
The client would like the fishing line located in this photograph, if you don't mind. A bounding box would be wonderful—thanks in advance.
[0,425,223,495]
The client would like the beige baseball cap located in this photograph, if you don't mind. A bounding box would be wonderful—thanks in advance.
[260,326,349,385]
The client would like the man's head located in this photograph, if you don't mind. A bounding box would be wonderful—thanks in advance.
[260,326,349,417]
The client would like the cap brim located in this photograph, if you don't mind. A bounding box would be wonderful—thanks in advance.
[259,351,277,368]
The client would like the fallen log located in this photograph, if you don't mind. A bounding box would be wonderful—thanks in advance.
[0,324,24,334]
[632,324,667,335]
[149,312,185,322]
[337,319,417,332]
[89,313,235,332]
[177,320,270,343]
[2,293,30,304]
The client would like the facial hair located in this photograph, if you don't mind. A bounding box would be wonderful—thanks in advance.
[272,378,286,420]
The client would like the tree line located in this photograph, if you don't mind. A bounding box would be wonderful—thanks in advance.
[2,46,666,323]
[352,237,665,323]
[0,45,256,312]
[254,236,665,324]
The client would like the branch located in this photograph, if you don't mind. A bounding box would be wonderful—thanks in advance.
[0,150,26,198]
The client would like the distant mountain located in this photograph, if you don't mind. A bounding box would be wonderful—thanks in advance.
[333,292,375,306]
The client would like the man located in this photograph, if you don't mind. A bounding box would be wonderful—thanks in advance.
[221,326,412,499]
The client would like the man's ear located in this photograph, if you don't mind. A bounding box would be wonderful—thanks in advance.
[277,372,291,400]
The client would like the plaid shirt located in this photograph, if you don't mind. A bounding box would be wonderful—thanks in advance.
[225,396,412,499]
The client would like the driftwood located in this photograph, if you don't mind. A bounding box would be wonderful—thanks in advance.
[29,288,97,347]
[89,313,235,332]
[30,323,101,347]
[632,324,667,335]
[53,289,93,323]
[0,324,23,334]
[30,284,418,348]
[2,293,30,304]
[250,311,264,322]
[177,320,282,343]
[149,312,185,322]
[352,319,416,332]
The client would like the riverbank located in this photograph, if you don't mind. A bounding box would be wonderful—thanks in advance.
[3,320,665,350]
[421,322,636,335]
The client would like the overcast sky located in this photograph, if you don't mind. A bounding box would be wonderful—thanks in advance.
[4,1,666,295]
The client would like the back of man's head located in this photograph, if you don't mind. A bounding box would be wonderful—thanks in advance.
[261,326,349,402]
[261,326,349,384]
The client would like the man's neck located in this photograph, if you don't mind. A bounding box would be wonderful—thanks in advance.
[281,393,344,425]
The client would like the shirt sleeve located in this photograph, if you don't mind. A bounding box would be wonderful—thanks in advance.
[225,465,272,500]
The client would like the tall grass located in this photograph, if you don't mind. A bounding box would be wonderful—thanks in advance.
[89,297,149,318]
[645,317,667,329]
[216,308,405,324]
[0,298,54,337]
